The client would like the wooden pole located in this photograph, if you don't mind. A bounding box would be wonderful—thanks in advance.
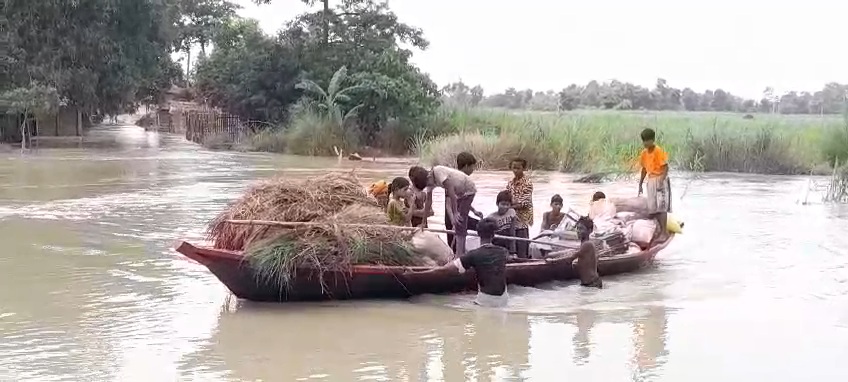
[224,219,577,249]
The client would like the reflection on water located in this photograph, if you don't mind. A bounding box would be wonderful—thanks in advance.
[2,123,848,381]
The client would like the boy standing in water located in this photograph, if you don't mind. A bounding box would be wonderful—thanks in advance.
[546,216,602,288]
[506,158,533,258]
[637,128,671,240]
[413,217,509,307]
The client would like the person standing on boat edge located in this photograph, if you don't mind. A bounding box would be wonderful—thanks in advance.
[506,158,533,258]
[408,151,480,256]
[546,216,602,288]
[443,152,484,252]
[637,128,671,240]
[410,217,509,307]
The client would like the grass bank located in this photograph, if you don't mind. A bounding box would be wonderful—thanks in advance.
[202,107,848,176]
[417,108,846,175]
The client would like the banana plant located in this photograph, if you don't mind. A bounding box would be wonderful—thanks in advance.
[295,66,367,128]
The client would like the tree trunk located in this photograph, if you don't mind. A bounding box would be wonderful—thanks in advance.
[20,119,26,151]
[185,46,192,84]
[322,0,330,44]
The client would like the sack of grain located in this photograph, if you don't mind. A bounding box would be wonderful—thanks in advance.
[611,197,649,215]
[411,231,454,265]
[628,219,657,248]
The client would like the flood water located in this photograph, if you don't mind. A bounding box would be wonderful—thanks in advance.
[1,124,848,382]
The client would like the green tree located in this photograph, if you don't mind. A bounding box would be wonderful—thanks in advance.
[194,18,302,121]
[255,0,331,43]
[3,0,180,116]
[281,0,439,146]
[175,0,240,81]
[0,85,60,149]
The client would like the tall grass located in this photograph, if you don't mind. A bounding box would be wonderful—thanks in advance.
[418,108,841,175]
[207,106,846,176]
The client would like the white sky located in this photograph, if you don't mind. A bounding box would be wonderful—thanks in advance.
[236,0,848,99]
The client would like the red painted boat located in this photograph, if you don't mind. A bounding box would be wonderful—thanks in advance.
[175,236,674,302]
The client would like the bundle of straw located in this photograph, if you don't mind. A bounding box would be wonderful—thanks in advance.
[207,172,427,290]
[245,205,428,288]
[207,172,378,250]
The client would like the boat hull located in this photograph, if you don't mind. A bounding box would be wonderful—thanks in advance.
[175,236,673,302]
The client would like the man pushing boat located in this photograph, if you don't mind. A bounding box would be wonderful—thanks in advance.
[546,216,602,288]
[411,217,509,307]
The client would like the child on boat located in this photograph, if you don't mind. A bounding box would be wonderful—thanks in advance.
[406,172,431,228]
[487,190,517,255]
[637,128,671,240]
[506,158,533,258]
[546,216,602,288]
[588,191,617,234]
[411,217,509,307]
[540,194,565,231]
[386,177,413,226]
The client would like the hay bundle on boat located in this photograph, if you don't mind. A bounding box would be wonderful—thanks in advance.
[206,172,429,288]
[208,172,378,251]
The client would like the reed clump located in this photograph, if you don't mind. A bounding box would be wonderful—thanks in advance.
[824,162,848,203]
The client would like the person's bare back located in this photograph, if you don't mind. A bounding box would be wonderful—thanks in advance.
[545,216,602,288]
[575,241,600,287]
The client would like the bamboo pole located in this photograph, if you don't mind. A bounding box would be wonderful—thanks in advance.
[225,219,577,249]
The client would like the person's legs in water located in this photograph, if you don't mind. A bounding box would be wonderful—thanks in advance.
[446,205,479,252]
[444,205,454,249]
[581,278,603,289]
[453,194,475,255]
[515,228,530,258]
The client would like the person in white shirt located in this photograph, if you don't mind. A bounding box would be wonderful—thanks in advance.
[408,152,479,255]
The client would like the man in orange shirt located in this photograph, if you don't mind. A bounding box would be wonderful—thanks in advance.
[637,128,671,240]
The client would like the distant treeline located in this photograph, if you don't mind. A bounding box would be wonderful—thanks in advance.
[442,80,848,115]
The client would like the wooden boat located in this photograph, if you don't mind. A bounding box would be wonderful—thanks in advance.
[175,236,674,303]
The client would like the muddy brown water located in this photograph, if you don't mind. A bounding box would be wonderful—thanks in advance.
[1,124,848,382]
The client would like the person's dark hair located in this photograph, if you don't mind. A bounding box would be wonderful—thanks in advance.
[456,151,477,169]
[551,194,563,204]
[640,128,656,141]
[388,177,410,196]
[476,217,498,240]
[576,216,594,233]
[408,166,429,190]
[511,158,528,169]
[496,190,512,205]
[592,191,606,201]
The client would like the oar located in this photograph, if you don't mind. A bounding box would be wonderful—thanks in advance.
[225,219,577,249]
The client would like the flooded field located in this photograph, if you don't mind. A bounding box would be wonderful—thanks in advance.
[1,124,847,382]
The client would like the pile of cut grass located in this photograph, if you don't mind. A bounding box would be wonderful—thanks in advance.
[208,172,376,251]
[206,172,428,290]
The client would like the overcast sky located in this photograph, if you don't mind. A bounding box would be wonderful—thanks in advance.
[235,0,847,99]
